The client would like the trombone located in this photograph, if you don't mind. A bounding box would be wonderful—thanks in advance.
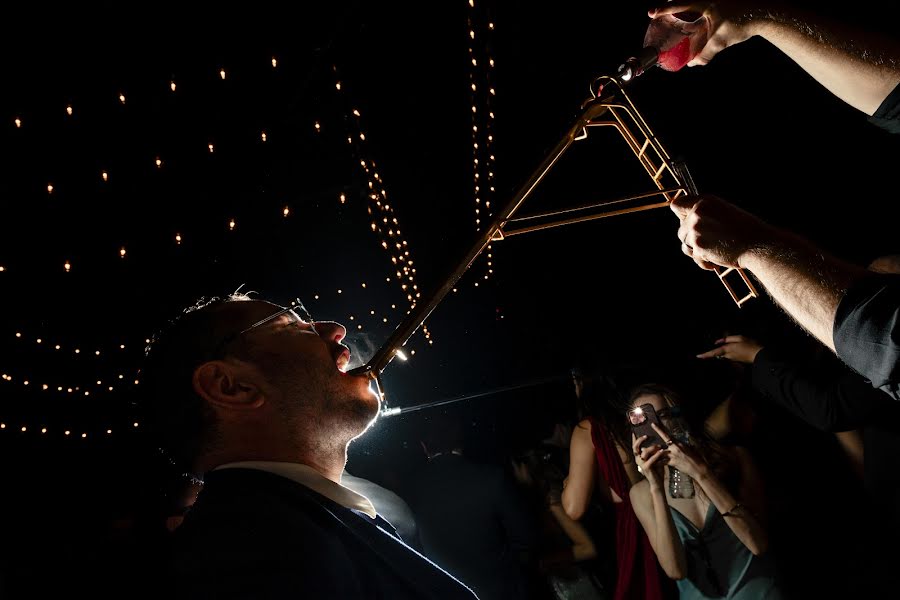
[349,49,758,405]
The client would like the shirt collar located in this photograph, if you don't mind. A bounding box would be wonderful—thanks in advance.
[214,461,377,518]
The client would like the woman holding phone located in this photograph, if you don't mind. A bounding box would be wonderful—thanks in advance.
[627,383,783,599]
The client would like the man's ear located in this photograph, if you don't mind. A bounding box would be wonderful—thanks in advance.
[192,360,264,410]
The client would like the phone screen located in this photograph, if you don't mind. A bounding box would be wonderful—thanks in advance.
[629,403,667,449]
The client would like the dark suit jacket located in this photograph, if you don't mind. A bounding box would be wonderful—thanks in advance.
[166,468,477,599]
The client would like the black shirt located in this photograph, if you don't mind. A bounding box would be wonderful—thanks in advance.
[869,82,900,133]
[833,274,900,401]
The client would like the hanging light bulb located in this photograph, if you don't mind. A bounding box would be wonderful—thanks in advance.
[119,247,126,258]
[261,131,267,142]
[66,105,73,116]
[155,157,162,168]
[228,218,236,230]
[271,57,277,68]
[314,121,321,132]
[101,171,109,182]
[47,184,54,194]
[283,206,290,217]
[208,143,214,153]
[170,80,177,92]
[64,261,71,272]
[219,68,226,79]
[14,117,22,128]
[119,92,126,104]
[175,233,182,245]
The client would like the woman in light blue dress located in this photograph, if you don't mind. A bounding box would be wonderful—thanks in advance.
[627,384,784,599]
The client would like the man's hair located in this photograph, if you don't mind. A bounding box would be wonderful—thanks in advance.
[139,293,252,473]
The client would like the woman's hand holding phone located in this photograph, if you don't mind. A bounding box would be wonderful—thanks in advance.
[632,432,667,488]
[650,422,709,481]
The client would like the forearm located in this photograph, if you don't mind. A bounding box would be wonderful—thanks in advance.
[695,470,768,555]
[548,505,597,561]
[648,484,687,578]
[739,231,868,352]
[752,7,900,115]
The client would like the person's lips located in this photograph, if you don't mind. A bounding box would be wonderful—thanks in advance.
[335,348,350,373]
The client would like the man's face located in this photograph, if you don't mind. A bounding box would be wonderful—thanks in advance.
[228,301,379,432]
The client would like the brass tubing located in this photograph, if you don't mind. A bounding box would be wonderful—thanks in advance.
[348,100,613,381]
[501,200,671,238]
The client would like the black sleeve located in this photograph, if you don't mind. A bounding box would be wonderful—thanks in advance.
[868,83,900,133]
[750,347,885,431]
[833,274,900,401]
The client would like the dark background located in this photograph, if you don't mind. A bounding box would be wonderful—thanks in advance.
[0,0,896,594]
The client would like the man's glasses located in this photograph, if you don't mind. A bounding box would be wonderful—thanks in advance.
[212,298,315,357]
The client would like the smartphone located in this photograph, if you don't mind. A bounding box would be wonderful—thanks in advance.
[629,403,667,449]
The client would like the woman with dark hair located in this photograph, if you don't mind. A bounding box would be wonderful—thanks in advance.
[561,369,671,600]
[628,383,783,599]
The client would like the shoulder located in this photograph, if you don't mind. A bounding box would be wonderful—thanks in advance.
[571,418,593,440]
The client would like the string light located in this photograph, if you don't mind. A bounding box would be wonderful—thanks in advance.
[0,423,137,438]
[339,82,423,342]
[467,0,499,281]
[2,53,432,381]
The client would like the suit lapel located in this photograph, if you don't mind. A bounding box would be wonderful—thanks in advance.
[204,469,475,599]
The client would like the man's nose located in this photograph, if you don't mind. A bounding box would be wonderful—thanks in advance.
[314,321,347,344]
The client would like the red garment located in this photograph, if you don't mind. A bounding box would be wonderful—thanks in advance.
[590,417,669,600]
